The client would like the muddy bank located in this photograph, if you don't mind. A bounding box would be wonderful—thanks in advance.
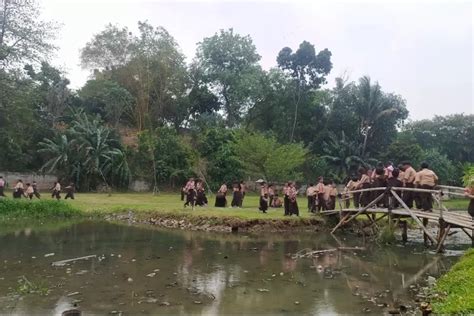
[103,211,331,232]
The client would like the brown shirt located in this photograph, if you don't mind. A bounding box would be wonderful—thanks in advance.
[403,166,417,184]
[359,174,371,185]
[315,183,325,194]
[329,186,338,197]
[415,169,438,187]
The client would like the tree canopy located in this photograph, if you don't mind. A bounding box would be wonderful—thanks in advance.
[0,5,471,191]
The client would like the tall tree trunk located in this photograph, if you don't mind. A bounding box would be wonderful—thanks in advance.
[290,82,302,142]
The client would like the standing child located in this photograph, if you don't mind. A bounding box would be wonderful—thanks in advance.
[283,182,291,216]
[215,183,228,207]
[315,177,326,212]
[288,182,299,216]
[259,182,269,213]
[231,183,243,207]
[357,168,371,207]
[327,181,338,210]
[414,162,438,212]
[239,180,246,207]
[268,184,275,208]
[387,168,403,209]
[306,183,315,212]
[344,175,359,208]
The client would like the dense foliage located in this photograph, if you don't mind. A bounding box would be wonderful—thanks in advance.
[0,1,472,191]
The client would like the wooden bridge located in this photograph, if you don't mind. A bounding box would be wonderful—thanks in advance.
[322,185,474,252]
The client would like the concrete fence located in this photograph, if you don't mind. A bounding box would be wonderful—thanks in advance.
[0,171,58,190]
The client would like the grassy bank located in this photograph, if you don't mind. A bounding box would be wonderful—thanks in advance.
[432,249,474,314]
[0,198,81,220]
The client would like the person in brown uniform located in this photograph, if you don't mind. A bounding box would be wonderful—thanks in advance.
[327,181,338,210]
[357,168,371,207]
[259,182,269,213]
[414,162,438,212]
[315,177,326,212]
[344,175,359,208]
[283,182,291,216]
[306,183,315,212]
[402,161,417,208]
[268,184,275,208]
[288,182,299,216]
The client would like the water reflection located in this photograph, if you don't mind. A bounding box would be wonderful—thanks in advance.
[0,221,465,315]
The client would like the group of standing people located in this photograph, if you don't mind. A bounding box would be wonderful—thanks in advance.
[305,177,338,213]
[258,181,299,216]
[342,161,439,212]
[181,178,208,208]
[214,181,246,208]
[0,176,75,200]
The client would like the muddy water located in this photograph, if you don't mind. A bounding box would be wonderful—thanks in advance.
[0,221,466,315]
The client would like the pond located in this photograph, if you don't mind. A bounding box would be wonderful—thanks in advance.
[0,221,467,315]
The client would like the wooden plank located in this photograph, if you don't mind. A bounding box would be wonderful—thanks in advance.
[436,225,451,253]
[390,189,437,245]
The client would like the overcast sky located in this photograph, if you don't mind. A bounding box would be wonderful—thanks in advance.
[41,0,473,120]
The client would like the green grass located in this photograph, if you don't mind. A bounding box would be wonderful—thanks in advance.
[0,198,81,220]
[432,249,474,314]
[0,192,470,223]
[68,192,316,220]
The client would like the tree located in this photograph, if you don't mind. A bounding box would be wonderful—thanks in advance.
[0,0,58,67]
[25,62,72,127]
[38,111,130,190]
[80,21,189,131]
[404,114,474,163]
[353,76,408,157]
[79,79,134,127]
[233,130,308,182]
[194,28,262,127]
[80,23,133,71]
[383,133,424,166]
[277,41,332,141]
[321,132,374,181]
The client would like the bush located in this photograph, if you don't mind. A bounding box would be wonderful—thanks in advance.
[0,199,81,220]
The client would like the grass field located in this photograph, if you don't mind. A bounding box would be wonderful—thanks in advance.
[69,193,314,220]
[1,191,470,221]
[433,249,474,314]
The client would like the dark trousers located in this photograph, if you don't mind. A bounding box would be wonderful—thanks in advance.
[289,199,299,216]
[259,196,268,213]
[403,183,415,208]
[65,192,75,200]
[307,196,313,212]
[317,193,326,211]
[284,195,290,215]
[0,187,4,197]
[420,184,434,211]
[359,183,371,207]
[353,193,360,208]
[52,190,61,200]
[327,196,336,210]
[33,190,41,199]
[184,190,196,207]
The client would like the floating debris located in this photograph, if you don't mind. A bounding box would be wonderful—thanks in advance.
[44,253,55,258]
[257,288,269,292]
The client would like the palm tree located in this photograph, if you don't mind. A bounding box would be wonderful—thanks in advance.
[38,134,75,174]
[38,111,130,191]
[322,132,377,180]
[354,76,399,157]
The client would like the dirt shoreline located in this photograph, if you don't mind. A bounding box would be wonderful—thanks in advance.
[102,211,332,233]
